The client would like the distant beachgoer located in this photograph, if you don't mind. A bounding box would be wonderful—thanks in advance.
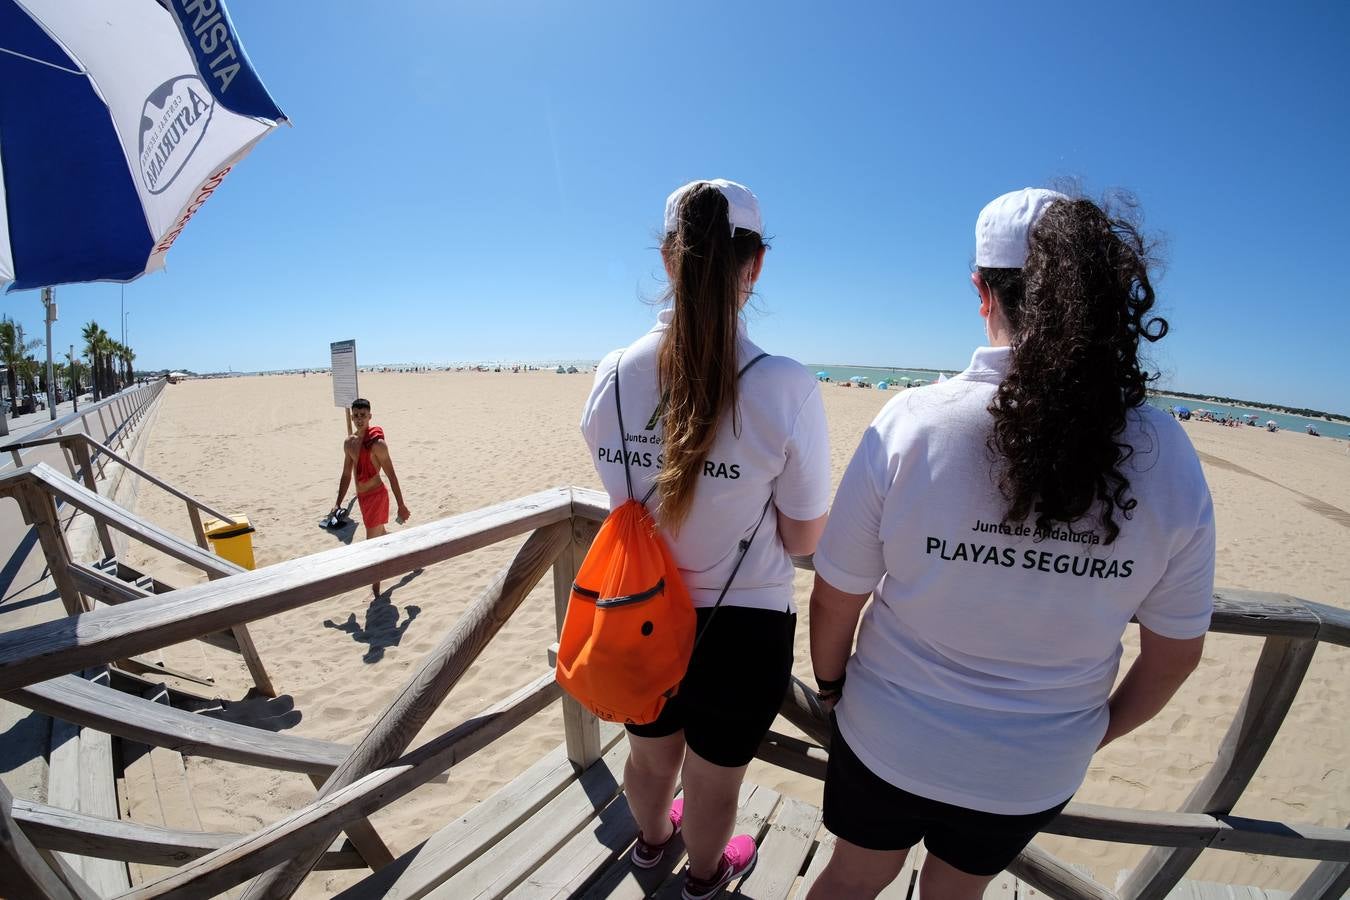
[581,179,830,900]
[806,189,1215,899]
[330,398,411,596]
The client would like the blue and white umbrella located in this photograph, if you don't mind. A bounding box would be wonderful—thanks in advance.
[0,0,286,291]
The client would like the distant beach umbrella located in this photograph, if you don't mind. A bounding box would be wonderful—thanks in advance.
[1,0,287,291]
[815,371,829,380]
[849,375,869,383]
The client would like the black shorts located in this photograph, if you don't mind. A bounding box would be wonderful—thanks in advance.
[626,605,795,768]
[822,718,1069,877]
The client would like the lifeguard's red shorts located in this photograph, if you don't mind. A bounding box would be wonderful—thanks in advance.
[357,484,390,528]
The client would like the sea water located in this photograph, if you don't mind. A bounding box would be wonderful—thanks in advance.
[1146,395,1348,438]
[807,363,1347,438]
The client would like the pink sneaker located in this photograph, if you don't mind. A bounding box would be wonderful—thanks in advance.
[630,798,685,868]
[681,834,757,899]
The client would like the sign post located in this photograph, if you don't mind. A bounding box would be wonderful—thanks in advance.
[330,340,359,435]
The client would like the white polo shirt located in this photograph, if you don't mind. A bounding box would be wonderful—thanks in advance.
[581,310,831,614]
[816,345,1215,814]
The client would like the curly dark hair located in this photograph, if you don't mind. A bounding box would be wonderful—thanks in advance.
[984,194,1168,544]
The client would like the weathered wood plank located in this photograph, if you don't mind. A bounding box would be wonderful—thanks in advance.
[123,675,559,899]
[1290,855,1350,900]
[241,520,573,899]
[1209,590,1321,639]
[1210,815,1350,860]
[1007,842,1117,900]
[412,733,631,900]
[78,718,132,894]
[228,623,275,698]
[651,784,782,900]
[737,796,821,900]
[778,675,833,749]
[1,778,90,900]
[11,798,363,870]
[554,513,602,772]
[1047,802,1218,848]
[28,462,242,578]
[1120,636,1318,900]
[581,780,766,900]
[305,773,394,873]
[86,559,243,654]
[1303,600,1350,648]
[25,485,89,616]
[502,766,640,899]
[48,713,84,879]
[576,787,696,900]
[569,487,609,525]
[0,477,574,693]
[795,829,837,898]
[334,726,624,900]
[982,866,1017,899]
[70,439,116,558]
[10,674,351,774]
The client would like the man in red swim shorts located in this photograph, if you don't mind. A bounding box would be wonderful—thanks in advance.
[330,398,411,596]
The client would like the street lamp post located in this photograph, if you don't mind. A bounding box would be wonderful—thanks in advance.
[42,287,57,420]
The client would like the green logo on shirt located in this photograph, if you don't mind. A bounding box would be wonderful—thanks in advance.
[644,393,668,431]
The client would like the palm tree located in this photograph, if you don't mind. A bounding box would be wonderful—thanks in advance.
[103,337,120,392]
[1,317,42,415]
[81,321,104,400]
[122,345,136,386]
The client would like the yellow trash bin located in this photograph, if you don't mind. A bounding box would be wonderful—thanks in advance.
[203,515,256,570]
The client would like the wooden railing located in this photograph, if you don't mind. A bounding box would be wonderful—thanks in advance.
[0,428,237,557]
[0,485,1345,899]
[0,463,272,695]
[2,379,165,481]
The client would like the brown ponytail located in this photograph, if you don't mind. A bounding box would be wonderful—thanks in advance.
[655,183,765,530]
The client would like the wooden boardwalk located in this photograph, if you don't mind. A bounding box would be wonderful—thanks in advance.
[335,727,1296,900]
[1,471,1346,900]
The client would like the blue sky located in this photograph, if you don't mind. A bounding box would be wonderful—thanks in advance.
[6,1,1349,414]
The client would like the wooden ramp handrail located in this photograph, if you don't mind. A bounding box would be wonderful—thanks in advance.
[0,484,1344,899]
[0,380,163,458]
[2,432,239,528]
[0,484,575,693]
[122,675,560,900]
[1,463,240,578]
[239,519,575,899]
[7,674,350,775]
[9,799,364,871]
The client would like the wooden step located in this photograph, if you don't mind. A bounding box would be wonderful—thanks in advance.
[45,668,132,895]
[579,780,779,900]
[426,739,636,900]
[335,725,625,900]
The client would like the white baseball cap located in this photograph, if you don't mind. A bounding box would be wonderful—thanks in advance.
[664,179,763,236]
[975,188,1068,268]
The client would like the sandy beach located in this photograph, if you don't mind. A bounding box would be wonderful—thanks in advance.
[121,369,1350,895]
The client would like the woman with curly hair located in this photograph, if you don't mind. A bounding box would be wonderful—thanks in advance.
[806,189,1215,899]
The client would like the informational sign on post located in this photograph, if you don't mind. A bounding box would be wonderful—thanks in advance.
[330,339,359,409]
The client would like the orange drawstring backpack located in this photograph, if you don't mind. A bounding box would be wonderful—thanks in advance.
[556,352,771,725]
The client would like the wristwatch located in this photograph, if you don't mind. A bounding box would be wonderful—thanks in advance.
[814,674,845,702]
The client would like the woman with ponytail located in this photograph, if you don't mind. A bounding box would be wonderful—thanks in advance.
[807,190,1215,899]
[581,179,831,899]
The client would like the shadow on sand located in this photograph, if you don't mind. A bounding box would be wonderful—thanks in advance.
[322,568,426,663]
